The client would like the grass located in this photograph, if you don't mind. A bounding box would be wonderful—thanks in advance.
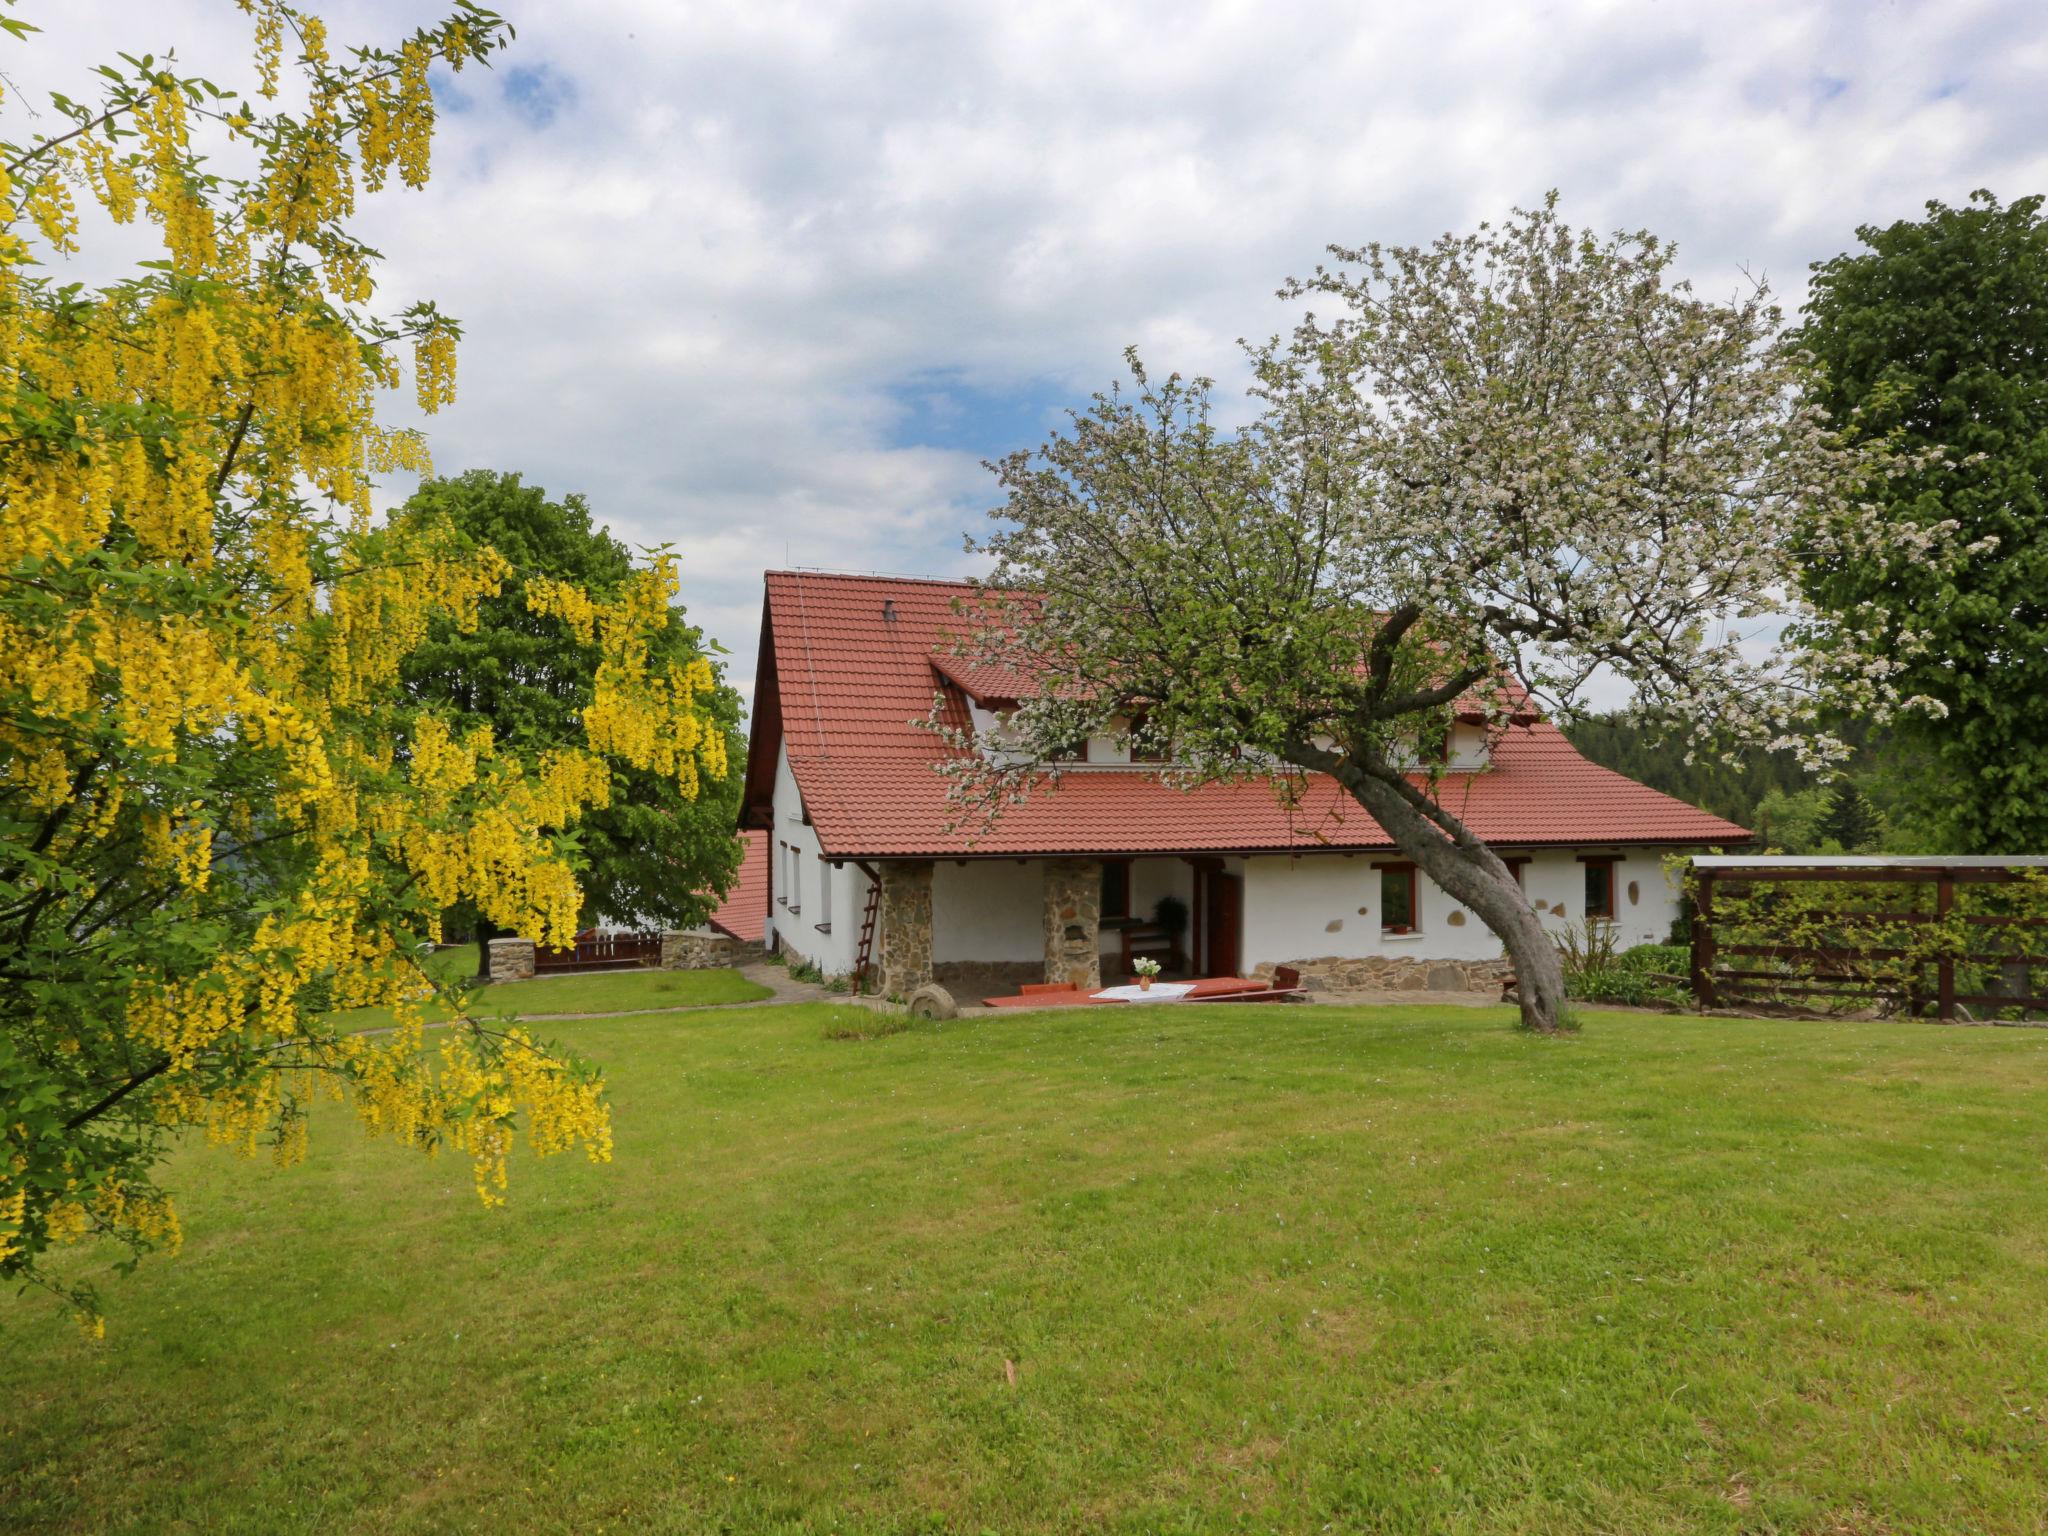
[5,1002,2047,1533]
[328,948,772,1028]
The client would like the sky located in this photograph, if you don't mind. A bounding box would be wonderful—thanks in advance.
[11,0,2048,709]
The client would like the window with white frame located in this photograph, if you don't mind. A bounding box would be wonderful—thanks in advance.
[815,855,832,931]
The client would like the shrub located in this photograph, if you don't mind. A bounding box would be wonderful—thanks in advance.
[1619,943,1689,976]
[1557,924,1689,1008]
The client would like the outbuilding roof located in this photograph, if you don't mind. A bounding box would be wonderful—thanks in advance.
[741,570,1750,859]
[708,829,769,942]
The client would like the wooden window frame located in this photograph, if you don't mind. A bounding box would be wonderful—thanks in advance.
[1578,855,1619,921]
[1373,860,1419,935]
[1502,855,1531,888]
[1100,857,1133,921]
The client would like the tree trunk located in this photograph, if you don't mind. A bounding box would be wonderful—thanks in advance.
[474,915,499,981]
[1299,746,1571,1033]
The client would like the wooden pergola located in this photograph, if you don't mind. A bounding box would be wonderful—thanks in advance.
[1688,855,2048,1021]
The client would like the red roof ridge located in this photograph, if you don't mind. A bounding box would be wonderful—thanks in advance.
[769,567,980,591]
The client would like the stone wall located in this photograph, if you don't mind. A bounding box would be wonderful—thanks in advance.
[1042,857,1103,988]
[661,931,765,970]
[1253,953,1508,994]
[485,937,535,982]
[934,960,1041,998]
[875,860,934,998]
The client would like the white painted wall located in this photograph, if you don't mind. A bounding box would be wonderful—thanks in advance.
[1239,847,1683,966]
[932,860,1043,964]
[1126,857,1194,927]
[762,744,867,977]
[928,855,1198,966]
[1447,723,1491,772]
[1522,848,1681,951]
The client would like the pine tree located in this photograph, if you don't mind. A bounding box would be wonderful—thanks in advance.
[1818,781,1883,852]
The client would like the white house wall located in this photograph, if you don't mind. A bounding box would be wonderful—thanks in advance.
[1239,848,1681,969]
[932,860,1042,964]
[1125,858,1193,932]
[764,744,865,976]
[928,856,1198,966]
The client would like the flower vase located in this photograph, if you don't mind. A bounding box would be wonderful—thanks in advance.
[1139,976,1152,991]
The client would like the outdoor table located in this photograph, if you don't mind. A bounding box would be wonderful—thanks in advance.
[1091,982,1198,1003]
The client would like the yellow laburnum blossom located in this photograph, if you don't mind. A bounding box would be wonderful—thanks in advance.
[2,7,728,1323]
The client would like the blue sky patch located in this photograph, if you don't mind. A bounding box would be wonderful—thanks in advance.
[427,66,473,113]
[882,373,1079,460]
[503,64,576,128]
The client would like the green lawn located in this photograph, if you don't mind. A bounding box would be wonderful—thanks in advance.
[329,949,772,1029]
[4,1002,2046,1533]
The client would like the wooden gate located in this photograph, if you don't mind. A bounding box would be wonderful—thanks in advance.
[534,931,662,974]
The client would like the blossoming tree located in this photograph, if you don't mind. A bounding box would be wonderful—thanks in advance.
[0,3,729,1323]
[950,199,1959,1033]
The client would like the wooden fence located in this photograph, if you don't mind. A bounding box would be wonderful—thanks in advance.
[534,931,663,974]
[1689,856,2048,1021]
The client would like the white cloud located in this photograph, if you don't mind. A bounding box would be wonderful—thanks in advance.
[11,0,2047,710]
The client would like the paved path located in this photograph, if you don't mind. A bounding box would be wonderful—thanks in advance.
[740,960,839,1006]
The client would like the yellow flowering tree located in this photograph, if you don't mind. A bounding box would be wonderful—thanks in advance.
[0,2,727,1324]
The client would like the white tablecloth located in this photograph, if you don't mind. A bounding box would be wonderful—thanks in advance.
[1092,982,1197,1003]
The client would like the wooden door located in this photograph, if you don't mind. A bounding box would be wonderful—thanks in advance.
[1203,872,1242,977]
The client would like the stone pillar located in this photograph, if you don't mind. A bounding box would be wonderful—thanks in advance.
[485,937,535,981]
[875,861,934,998]
[1043,858,1103,988]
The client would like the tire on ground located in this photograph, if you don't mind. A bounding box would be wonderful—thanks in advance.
[907,983,957,1021]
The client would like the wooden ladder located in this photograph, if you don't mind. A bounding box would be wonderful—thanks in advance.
[851,868,882,993]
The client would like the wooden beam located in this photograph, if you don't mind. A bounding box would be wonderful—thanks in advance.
[1937,873,1956,1022]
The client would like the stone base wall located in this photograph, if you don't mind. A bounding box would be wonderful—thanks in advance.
[876,861,935,998]
[661,931,765,970]
[485,937,535,982]
[1043,857,1103,988]
[934,960,1041,994]
[1253,954,1509,994]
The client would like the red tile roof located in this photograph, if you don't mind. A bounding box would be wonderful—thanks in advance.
[709,829,769,942]
[742,570,1750,859]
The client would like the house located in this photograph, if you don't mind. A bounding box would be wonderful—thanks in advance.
[737,570,1748,998]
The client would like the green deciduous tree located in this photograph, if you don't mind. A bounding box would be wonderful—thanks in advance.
[0,5,731,1324]
[1794,190,2048,852]
[945,199,1940,1034]
[394,471,745,971]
